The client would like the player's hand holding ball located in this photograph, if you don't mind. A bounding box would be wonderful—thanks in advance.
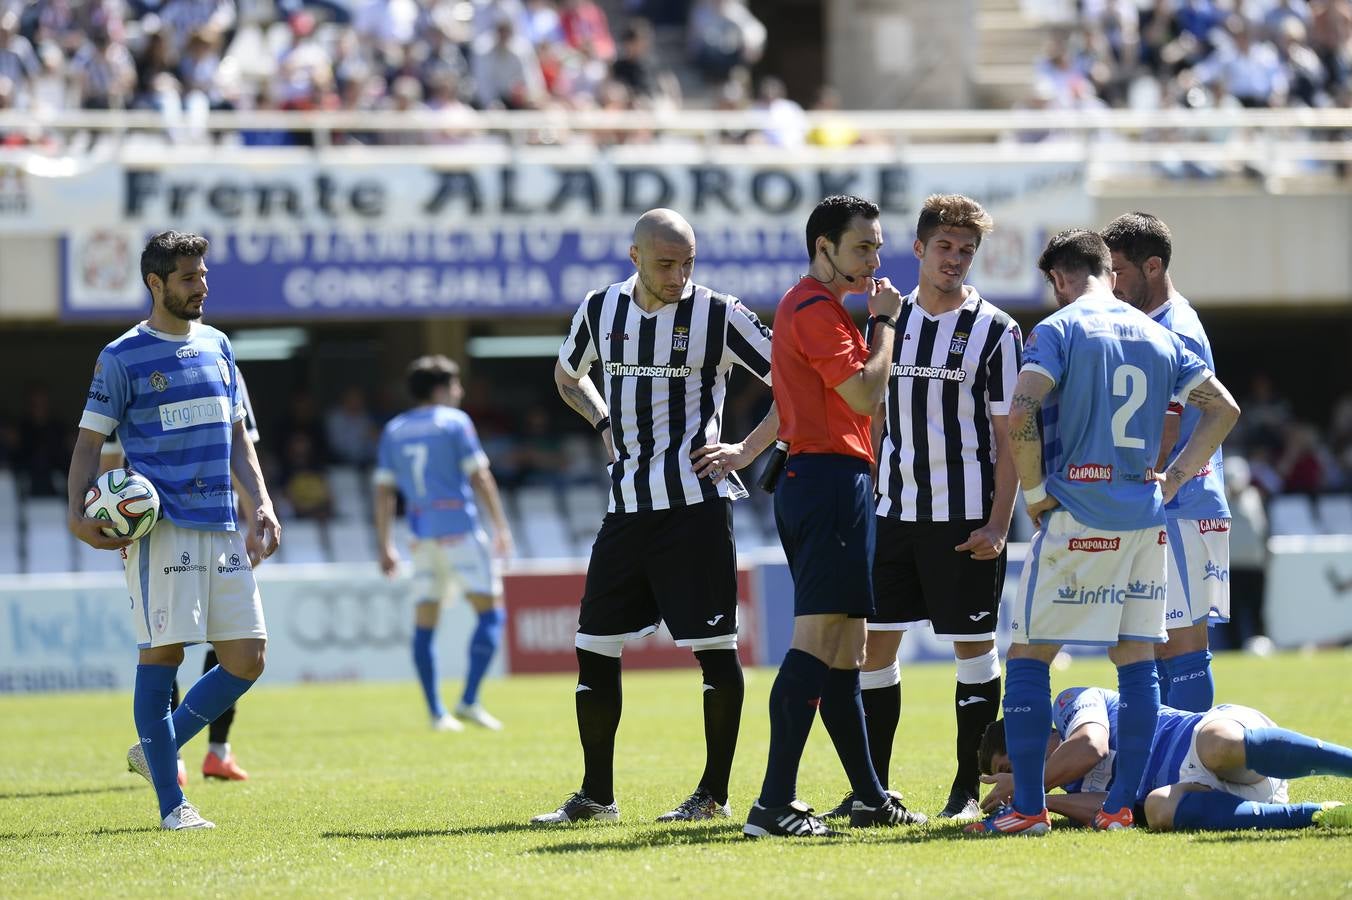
[75,468,160,550]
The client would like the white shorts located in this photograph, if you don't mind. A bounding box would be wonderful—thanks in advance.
[1178,704,1288,803]
[1010,509,1167,647]
[411,531,502,603]
[1164,517,1231,627]
[124,519,266,649]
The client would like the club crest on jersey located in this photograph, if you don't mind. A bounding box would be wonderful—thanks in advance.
[1198,518,1230,534]
[148,371,169,392]
[672,325,689,352]
[153,608,168,633]
[1067,463,1113,482]
[948,331,969,355]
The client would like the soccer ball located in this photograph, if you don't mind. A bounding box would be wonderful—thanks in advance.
[83,468,161,540]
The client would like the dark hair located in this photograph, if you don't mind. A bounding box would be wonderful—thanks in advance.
[805,194,879,261]
[916,193,994,246]
[406,355,460,401]
[977,719,1007,777]
[1037,229,1112,281]
[1100,211,1172,270]
[141,230,209,292]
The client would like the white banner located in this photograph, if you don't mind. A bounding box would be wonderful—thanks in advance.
[0,565,495,693]
[1265,537,1352,648]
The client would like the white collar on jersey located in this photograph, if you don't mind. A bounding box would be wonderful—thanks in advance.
[621,273,696,305]
[1149,293,1188,321]
[139,320,197,342]
[905,284,982,319]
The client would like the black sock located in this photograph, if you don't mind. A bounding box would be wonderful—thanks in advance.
[758,649,828,808]
[575,648,622,806]
[818,668,886,807]
[203,648,236,745]
[861,682,901,790]
[954,676,1001,798]
[695,649,743,805]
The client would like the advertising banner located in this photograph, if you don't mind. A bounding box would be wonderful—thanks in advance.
[1265,537,1352,648]
[4,157,1090,318]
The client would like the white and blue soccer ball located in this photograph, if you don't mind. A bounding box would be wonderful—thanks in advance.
[83,468,161,540]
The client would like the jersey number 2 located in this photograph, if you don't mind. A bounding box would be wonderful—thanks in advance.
[1111,364,1147,449]
[402,443,429,497]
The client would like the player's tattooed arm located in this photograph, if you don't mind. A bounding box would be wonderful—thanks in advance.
[1007,370,1057,526]
[554,360,608,428]
[1159,374,1240,503]
[1007,393,1043,442]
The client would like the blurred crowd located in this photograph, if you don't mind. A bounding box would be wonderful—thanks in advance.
[1026,0,1352,113]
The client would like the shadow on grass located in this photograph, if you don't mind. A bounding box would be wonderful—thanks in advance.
[1183,828,1352,843]
[0,826,159,840]
[323,822,540,840]
[0,784,141,801]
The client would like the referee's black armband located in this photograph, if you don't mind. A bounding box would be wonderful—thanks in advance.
[594,416,611,433]
[870,314,896,330]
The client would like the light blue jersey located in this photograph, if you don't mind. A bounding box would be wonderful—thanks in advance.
[80,322,243,531]
[1055,687,1202,804]
[375,406,486,539]
[1022,293,1211,531]
[1149,296,1229,521]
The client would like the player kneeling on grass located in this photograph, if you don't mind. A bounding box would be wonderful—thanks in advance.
[977,687,1352,832]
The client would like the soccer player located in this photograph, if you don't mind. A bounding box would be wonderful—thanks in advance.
[68,231,280,830]
[833,194,1022,823]
[534,208,777,826]
[977,686,1352,832]
[103,365,260,782]
[966,229,1240,836]
[1101,212,1229,712]
[373,355,514,732]
[743,195,918,839]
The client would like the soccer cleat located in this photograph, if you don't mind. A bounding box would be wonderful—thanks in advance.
[202,750,249,781]
[1092,805,1134,831]
[431,713,464,732]
[656,787,732,822]
[964,805,1052,836]
[161,801,215,830]
[530,791,620,825]
[126,742,150,784]
[850,794,928,828]
[453,703,503,731]
[1313,802,1352,829]
[938,789,981,821]
[822,791,854,821]
[742,800,841,839]
[177,757,187,788]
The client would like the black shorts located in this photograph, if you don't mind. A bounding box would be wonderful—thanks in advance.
[577,499,738,646]
[773,454,875,618]
[871,516,1007,640]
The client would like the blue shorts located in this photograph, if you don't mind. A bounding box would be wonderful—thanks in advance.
[773,453,875,618]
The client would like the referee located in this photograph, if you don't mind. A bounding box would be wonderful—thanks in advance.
[838,195,1022,822]
[743,195,920,839]
[531,208,778,826]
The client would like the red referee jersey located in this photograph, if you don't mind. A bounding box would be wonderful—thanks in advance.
[770,277,873,462]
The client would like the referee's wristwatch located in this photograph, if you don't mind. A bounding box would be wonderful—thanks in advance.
[871,314,896,330]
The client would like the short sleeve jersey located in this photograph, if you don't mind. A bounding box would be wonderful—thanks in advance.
[771,277,872,461]
[80,322,243,531]
[1021,293,1211,531]
[374,405,487,539]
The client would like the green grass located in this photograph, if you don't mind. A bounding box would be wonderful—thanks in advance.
[2,651,1351,898]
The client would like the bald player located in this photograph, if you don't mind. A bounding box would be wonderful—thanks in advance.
[533,209,778,825]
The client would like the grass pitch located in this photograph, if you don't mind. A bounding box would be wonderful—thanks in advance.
[2,650,1351,898]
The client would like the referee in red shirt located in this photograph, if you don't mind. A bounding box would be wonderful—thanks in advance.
[743,195,923,839]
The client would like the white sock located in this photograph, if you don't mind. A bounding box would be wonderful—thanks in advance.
[209,741,230,758]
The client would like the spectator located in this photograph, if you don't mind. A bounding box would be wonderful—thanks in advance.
[325,386,380,467]
[1276,422,1332,493]
[560,0,615,62]
[754,75,806,147]
[471,13,546,108]
[281,431,334,520]
[806,85,860,148]
[69,24,136,109]
[522,0,564,45]
[610,17,679,105]
[156,0,237,57]
[1196,16,1288,107]
[0,10,40,104]
[512,406,567,488]
[1274,18,1328,106]
[15,385,69,497]
[687,0,764,82]
[275,11,333,108]
[353,0,423,45]
[177,28,226,108]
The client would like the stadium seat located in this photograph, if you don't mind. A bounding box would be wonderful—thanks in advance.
[515,487,576,559]
[328,519,378,565]
[326,466,368,520]
[0,469,17,513]
[74,534,122,572]
[278,520,329,564]
[1315,495,1352,536]
[0,529,20,575]
[23,522,73,573]
[1268,494,1321,536]
[560,483,607,543]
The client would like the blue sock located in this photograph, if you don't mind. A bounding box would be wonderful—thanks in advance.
[1003,658,1052,816]
[1106,659,1160,814]
[412,626,445,718]
[462,608,505,707]
[1173,790,1323,830]
[1164,650,1213,712]
[758,649,828,808]
[1244,727,1352,779]
[133,664,184,820]
[818,668,886,807]
[1155,658,1171,706]
[172,665,254,747]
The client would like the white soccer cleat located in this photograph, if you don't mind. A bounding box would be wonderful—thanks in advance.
[454,703,503,731]
[126,742,151,783]
[161,801,215,830]
[431,713,464,732]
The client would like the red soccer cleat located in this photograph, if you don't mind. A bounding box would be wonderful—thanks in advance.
[202,750,249,781]
[964,806,1052,836]
[1092,805,1134,830]
[176,757,187,788]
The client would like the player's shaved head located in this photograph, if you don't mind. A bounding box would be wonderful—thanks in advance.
[632,208,695,250]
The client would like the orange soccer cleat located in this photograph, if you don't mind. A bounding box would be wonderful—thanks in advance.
[202,750,249,781]
[1092,805,1134,831]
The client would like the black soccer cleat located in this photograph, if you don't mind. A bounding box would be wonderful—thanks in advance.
[742,800,842,839]
[530,791,620,825]
[850,793,929,828]
[822,791,854,821]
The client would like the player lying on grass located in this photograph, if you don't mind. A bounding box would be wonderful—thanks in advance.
[977,686,1352,832]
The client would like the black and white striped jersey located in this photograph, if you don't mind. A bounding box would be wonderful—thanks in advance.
[870,287,1022,523]
[558,275,773,513]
